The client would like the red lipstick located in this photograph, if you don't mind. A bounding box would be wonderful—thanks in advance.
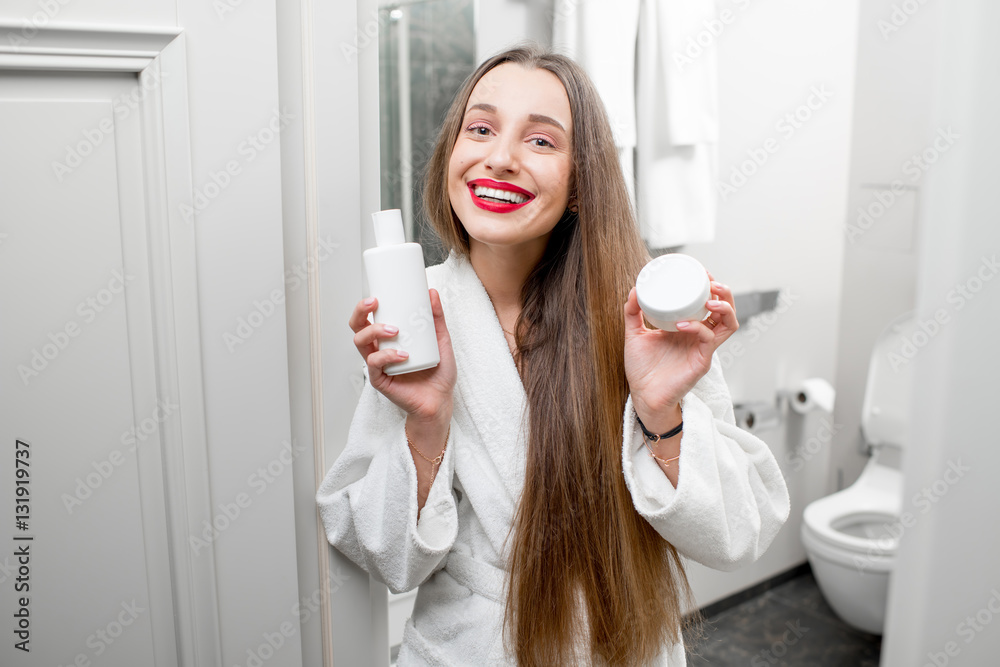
[467,178,534,213]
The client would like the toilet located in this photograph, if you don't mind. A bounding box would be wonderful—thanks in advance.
[801,312,917,635]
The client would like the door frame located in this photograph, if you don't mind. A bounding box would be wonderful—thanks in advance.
[275,0,391,663]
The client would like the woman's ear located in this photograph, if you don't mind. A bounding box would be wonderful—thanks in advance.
[568,195,579,214]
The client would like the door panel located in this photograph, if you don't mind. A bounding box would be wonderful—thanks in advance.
[0,72,176,667]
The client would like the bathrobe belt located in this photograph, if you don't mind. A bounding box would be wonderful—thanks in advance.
[445,551,505,604]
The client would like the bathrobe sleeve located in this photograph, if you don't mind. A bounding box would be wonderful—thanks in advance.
[316,365,459,593]
[622,355,790,571]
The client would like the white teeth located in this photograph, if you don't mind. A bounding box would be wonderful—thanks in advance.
[473,185,528,204]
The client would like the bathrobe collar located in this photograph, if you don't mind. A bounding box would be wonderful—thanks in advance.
[440,251,529,507]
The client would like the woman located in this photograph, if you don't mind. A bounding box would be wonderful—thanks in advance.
[317,45,789,666]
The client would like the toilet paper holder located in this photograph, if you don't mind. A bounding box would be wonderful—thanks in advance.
[733,401,782,433]
[776,388,808,409]
[732,289,782,322]
[777,378,837,414]
[734,378,836,433]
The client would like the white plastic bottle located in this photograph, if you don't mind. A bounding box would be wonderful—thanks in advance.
[635,253,712,331]
[363,209,441,375]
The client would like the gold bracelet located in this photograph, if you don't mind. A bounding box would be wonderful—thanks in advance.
[643,434,680,466]
[405,426,449,468]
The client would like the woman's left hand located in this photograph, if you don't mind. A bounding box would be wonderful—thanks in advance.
[623,273,738,428]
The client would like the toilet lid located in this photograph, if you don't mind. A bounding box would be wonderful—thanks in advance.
[861,311,917,448]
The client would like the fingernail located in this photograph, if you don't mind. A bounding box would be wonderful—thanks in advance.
[708,300,722,306]
[364,297,375,306]
[384,325,398,334]
[675,321,690,329]
[397,349,409,358]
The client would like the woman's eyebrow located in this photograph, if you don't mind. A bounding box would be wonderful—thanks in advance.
[465,103,566,132]
[467,103,497,115]
[528,114,565,132]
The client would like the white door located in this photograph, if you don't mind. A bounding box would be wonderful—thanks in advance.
[1,26,219,667]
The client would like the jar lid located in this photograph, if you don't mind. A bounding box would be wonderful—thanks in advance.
[636,254,711,326]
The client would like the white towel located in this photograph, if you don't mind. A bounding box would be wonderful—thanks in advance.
[553,0,720,247]
[637,0,719,247]
[316,252,789,665]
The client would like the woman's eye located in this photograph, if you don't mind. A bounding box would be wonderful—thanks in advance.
[467,124,491,136]
[531,137,553,148]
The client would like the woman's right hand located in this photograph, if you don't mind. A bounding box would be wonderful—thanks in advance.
[349,288,457,427]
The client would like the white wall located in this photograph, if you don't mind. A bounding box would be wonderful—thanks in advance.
[476,0,553,61]
[677,0,859,606]
[881,0,1000,664]
[828,0,943,495]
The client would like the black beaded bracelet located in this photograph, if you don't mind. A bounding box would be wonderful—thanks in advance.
[636,413,683,442]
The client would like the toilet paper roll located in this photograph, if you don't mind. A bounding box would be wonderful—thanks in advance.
[735,402,782,433]
[789,378,836,414]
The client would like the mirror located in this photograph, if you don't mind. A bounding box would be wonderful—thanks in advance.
[378,0,476,266]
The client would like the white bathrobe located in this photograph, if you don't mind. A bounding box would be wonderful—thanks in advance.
[317,252,790,665]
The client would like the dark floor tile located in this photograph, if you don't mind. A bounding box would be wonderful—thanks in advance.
[767,572,834,617]
[685,572,882,666]
[766,572,882,658]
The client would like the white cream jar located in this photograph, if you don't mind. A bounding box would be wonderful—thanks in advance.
[635,253,712,332]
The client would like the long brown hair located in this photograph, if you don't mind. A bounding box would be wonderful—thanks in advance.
[424,44,691,665]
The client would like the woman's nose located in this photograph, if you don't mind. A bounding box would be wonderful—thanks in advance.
[484,137,519,175]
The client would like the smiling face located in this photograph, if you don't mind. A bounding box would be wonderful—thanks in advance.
[447,63,574,257]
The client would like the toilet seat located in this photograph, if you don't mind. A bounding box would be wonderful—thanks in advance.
[802,463,903,564]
